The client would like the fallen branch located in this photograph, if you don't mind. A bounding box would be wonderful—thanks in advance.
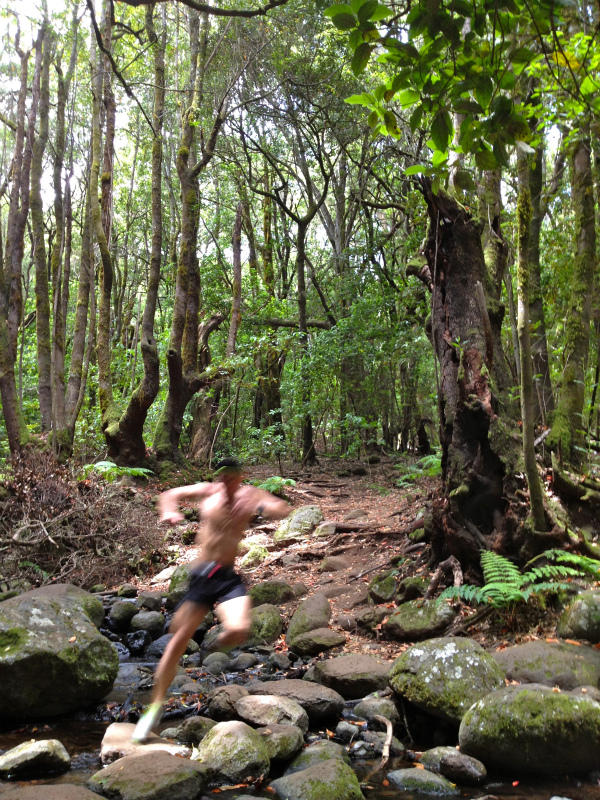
[373,714,393,771]
[424,555,463,600]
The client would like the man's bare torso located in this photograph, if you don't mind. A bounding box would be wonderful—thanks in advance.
[194,484,260,564]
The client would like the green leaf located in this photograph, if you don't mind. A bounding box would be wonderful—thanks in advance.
[510,46,533,64]
[475,76,494,110]
[452,99,484,114]
[351,42,374,75]
[431,112,450,152]
[367,109,379,128]
[371,3,392,21]
[357,0,378,22]
[493,139,510,167]
[383,109,399,134]
[345,93,375,106]
[349,28,363,49]
[409,105,423,131]
[325,3,354,17]
[580,75,598,96]
[475,148,498,170]
[405,164,429,175]
[499,70,516,91]
[432,149,447,167]
[454,169,476,191]
[332,12,358,30]
[398,88,421,107]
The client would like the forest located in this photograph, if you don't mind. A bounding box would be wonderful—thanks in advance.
[0,0,599,579]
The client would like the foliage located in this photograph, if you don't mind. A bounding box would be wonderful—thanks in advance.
[81,461,154,483]
[439,550,590,609]
[249,475,297,497]
[395,452,442,486]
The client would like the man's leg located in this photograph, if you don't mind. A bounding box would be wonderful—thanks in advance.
[214,594,252,650]
[132,601,208,742]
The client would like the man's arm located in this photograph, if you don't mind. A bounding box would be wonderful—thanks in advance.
[157,482,216,524]
[252,488,291,519]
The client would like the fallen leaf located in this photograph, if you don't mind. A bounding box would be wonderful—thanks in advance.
[69,636,77,643]
[383,779,390,786]
[415,763,425,770]
[565,639,582,646]
[512,781,519,786]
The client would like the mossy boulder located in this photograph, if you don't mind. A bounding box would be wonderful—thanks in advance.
[284,740,350,775]
[163,716,216,744]
[0,739,70,779]
[108,600,139,632]
[354,697,399,729]
[0,585,119,719]
[235,694,309,734]
[493,640,600,689]
[354,606,388,632]
[130,610,166,640]
[248,603,283,646]
[249,580,295,606]
[274,505,323,543]
[459,683,600,775]
[396,575,429,604]
[384,599,457,641]
[389,637,505,725]
[312,654,391,700]
[240,545,269,567]
[419,746,486,786]
[246,678,344,723]
[257,723,304,761]
[192,720,270,783]
[270,759,363,800]
[558,590,600,643]
[117,583,137,598]
[288,627,346,656]
[368,572,397,604]
[387,768,459,795]
[286,593,331,646]
[89,750,207,798]
[27,584,104,628]
[166,563,192,610]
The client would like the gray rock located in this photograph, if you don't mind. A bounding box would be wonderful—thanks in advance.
[130,610,165,639]
[320,556,352,572]
[314,522,337,538]
[419,746,486,785]
[208,684,249,721]
[384,599,457,641]
[246,678,344,723]
[271,759,363,800]
[335,721,361,743]
[145,633,199,659]
[368,572,397,603]
[354,697,399,729]
[274,505,324,543]
[459,683,600,775]
[389,637,505,725]
[203,651,231,674]
[124,629,152,655]
[571,685,600,702]
[248,603,283,646]
[344,509,368,520]
[249,580,295,605]
[89,750,206,798]
[493,640,600,690]
[1,787,99,800]
[360,730,405,757]
[289,627,346,656]
[268,651,291,670]
[257,723,305,761]
[192,720,270,783]
[100,722,188,764]
[284,740,350,775]
[387,767,459,795]
[108,600,139,632]
[292,582,309,597]
[230,652,259,671]
[396,575,429,604]
[117,583,138,598]
[166,562,192,610]
[135,591,163,612]
[235,694,309,734]
[0,739,70,778]
[286,593,331,646]
[335,613,357,631]
[0,584,118,719]
[312,654,391,700]
[163,716,216,744]
[558,590,600,643]
[354,606,388,631]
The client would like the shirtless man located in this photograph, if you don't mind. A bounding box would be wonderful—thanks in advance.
[132,458,290,742]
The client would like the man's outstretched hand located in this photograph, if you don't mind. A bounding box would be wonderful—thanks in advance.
[160,511,184,525]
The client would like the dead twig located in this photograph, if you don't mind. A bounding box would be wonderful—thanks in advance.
[373,714,393,770]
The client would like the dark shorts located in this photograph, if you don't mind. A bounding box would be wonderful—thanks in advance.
[184,561,247,609]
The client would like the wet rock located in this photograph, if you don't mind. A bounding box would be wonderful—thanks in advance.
[90,750,207,798]
[360,730,405,757]
[271,758,363,800]
[162,716,216,744]
[257,723,305,761]
[335,721,361,742]
[0,584,118,719]
[284,740,350,775]
[354,697,399,729]
[286,593,331,646]
[1,788,99,800]
[130,610,165,640]
[460,683,600,775]
[230,652,259,671]
[192,720,270,783]
[389,637,505,725]
[117,583,138,598]
[314,522,337,538]
[208,684,249,720]
[396,575,429,604]
[354,606,388,632]
[419,746,486,786]
[203,651,231,674]
[384,599,457,641]
[166,563,192,610]
[249,580,295,605]
[288,627,346,656]
[558,590,600,643]
[313,654,391,699]
[0,739,70,778]
[135,591,163,612]
[387,767,459,795]
[493,640,600,690]
[100,722,188,764]
[108,600,139,632]
[274,505,324,544]
[124,629,152,656]
[235,694,309,734]
[268,651,291,670]
[368,572,397,603]
[114,642,130,661]
[145,633,199,659]
[320,556,352,572]
[248,603,283,646]
[246,678,344,723]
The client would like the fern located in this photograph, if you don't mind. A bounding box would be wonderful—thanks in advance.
[249,476,296,497]
[81,461,154,483]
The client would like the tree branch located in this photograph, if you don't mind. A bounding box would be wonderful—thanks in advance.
[116,0,291,19]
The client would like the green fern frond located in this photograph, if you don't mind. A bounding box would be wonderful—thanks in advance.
[480,551,523,587]
[541,549,600,578]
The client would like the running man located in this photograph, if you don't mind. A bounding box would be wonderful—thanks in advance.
[132,458,291,742]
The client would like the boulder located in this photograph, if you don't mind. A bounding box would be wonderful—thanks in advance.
[100,722,189,764]
[247,603,283,646]
[357,730,405,758]
[124,629,152,656]
[288,627,346,656]
[135,591,163,612]
[203,651,230,674]
[249,580,295,605]
[368,572,397,604]
[257,723,305,761]
[354,606,388,632]
[240,545,269,567]
[459,683,600,775]
[354,697,399,729]
[117,583,138,598]
[230,652,259,671]
[130,610,165,640]
[286,593,331,646]
[246,678,344,723]
[270,759,363,800]
[320,556,352,572]
[235,694,309,733]
[166,563,192,610]
[162,716,216,744]
[493,640,600,690]
[1,788,99,800]
[419,746,486,786]
[192,720,270,783]
[396,575,429,604]
[0,585,119,718]
[386,768,459,795]
[312,654,391,699]
[145,633,199,659]
[558,590,600,643]
[274,505,323,543]
[20,583,105,627]
[0,739,70,778]
[89,750,207,799]
[284,740,350,775]
[383,599,457,641]
[268,651,291,671]
[314,522,337,538]
[208,684,249,721]
[389,637,505,725]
